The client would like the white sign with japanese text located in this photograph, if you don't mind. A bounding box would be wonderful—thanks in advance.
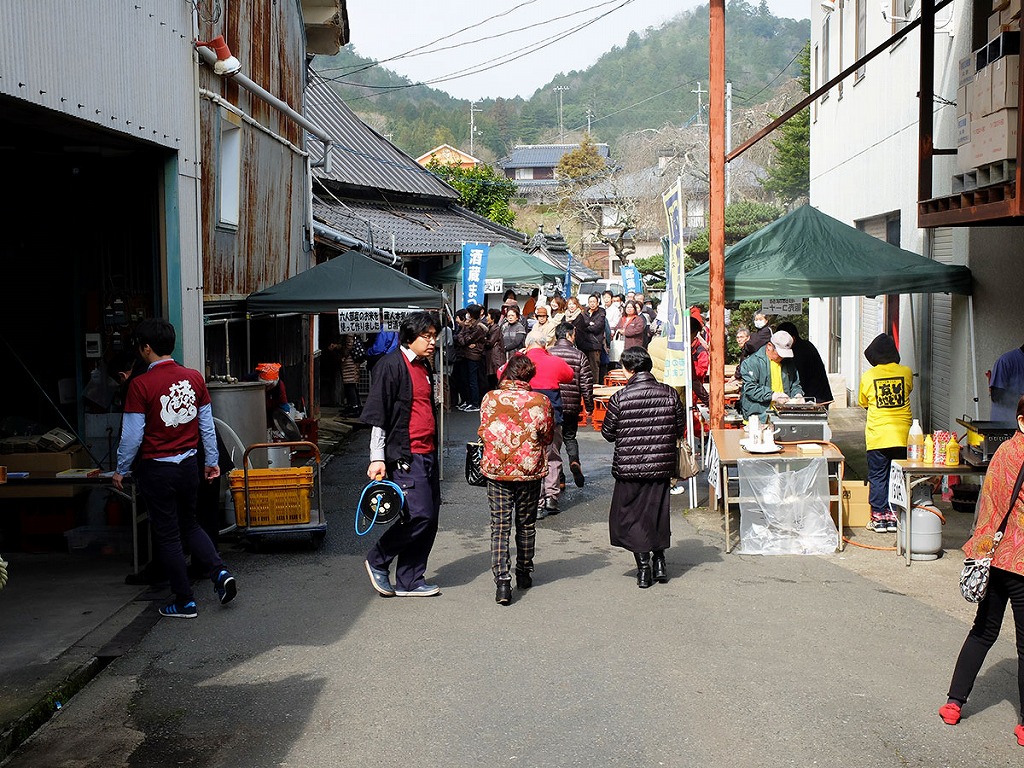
[762,299,803,315]
[337,308,381,334]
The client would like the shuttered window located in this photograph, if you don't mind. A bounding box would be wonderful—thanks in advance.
[929,227,954,430]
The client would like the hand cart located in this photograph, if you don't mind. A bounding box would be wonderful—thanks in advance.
[229,441,326,550]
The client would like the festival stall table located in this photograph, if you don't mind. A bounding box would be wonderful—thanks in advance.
[887,459,989,567]
[707,429,846,553]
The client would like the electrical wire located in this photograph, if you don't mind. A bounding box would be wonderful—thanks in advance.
[339,0,636,100]
[320,0,623,80]
[732,47,804,106]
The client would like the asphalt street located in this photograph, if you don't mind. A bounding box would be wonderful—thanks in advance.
[4,410,1024,767]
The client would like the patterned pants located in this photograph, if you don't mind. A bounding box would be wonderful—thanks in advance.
[487,478,542,582]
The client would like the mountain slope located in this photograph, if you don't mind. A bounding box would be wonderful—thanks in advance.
[312,1,809,160]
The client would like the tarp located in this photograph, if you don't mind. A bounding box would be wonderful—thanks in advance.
[684,205,973,302]
[247,250,443,312]
[429,242,566,285]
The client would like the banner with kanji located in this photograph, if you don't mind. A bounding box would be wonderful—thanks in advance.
[461,243,489,307]
[661,179,690,387]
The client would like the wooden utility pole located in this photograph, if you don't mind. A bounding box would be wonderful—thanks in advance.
[709,0,726,429]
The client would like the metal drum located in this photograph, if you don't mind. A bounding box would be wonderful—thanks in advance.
[209,381,268,469]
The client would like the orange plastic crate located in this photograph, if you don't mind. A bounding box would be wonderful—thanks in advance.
[229,467,313,528]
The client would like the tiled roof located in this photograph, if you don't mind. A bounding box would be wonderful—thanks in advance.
[526,229,600,281]
[500,143,611,169]
[304,71,458,200]
[313,197,526,257]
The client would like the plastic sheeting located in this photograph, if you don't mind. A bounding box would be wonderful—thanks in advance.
[737,457,839,555]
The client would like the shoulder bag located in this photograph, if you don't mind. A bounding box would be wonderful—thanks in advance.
[960,459,1024,603]
[465,441,487,487]
[677,439,701,481]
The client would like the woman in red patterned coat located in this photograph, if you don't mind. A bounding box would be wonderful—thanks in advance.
[478,354,554,606]
[940,395,1024,744]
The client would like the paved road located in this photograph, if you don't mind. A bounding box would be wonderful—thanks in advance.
[5,411,1023,767]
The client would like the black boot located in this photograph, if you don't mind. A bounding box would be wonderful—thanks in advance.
[495,580,512,605]
[652,550,668,583]
[634,552,652,589]
[515,569,533,590]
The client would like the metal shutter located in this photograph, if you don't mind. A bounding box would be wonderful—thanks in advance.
[929,227,954,430]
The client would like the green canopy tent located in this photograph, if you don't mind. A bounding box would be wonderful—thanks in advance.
[429,242,566,285]
[684,204,973,303]
[248,249,443,312]
[681,204,981,417]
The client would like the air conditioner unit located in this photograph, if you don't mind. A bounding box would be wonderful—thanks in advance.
[821,0,837,12]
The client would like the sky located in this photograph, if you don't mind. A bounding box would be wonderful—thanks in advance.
[343,0,811,101]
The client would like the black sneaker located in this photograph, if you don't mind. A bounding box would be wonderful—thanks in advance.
[159,601,198,619]
[515,570,533,590]
[569,461,585,488]
[213,569,237,605]
[886,518,899,533]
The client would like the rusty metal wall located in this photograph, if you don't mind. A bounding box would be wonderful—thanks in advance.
[198,0,312,299]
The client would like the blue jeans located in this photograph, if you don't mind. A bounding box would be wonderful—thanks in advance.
[866,446,907,514]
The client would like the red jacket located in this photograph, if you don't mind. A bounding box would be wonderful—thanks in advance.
[524,347,574,391]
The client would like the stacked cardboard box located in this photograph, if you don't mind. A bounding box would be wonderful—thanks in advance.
[958,13,1021,173]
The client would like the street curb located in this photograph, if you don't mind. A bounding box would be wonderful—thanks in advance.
[0,655,107,763]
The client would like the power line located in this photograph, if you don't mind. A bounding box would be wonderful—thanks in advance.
[319,0,623,80]
[732,48,803,106]
[336,0,637,101]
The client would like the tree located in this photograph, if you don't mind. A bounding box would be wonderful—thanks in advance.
[555,134,608,182]
[684,201,784,262]
[425,159,517,228]
[761,42,810,205]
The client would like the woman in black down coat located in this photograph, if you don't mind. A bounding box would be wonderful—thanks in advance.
[601,346,686,588]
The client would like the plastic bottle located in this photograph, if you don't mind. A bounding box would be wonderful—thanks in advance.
[907,419,924,461]
[945,432,961,466]
[923,434,934,464]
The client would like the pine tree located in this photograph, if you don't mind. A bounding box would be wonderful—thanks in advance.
[762,42,810,205]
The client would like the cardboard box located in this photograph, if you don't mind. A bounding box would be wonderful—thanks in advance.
[957,114,972,146]
[990,11,1004,38]
[0,445,92,499]
[834,480,871,529]
[971,107,1018,164]
[957,83,971,117]
[958,142,975,171]
[974,65,993,116]
[960,54,976,87]
[992,55,1020,111]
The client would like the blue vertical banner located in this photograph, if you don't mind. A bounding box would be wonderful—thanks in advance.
[461,243,489,306]
[620,265,641,294]
[564,250,573,297]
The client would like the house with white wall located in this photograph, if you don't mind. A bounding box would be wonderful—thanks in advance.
[809,0,1024,427]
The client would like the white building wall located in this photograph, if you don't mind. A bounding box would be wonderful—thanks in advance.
[808,0,996,428]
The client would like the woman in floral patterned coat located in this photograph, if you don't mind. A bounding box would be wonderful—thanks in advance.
[478,354,554,606]
[939,394,1024,743]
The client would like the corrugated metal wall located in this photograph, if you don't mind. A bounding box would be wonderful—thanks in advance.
[0,1,196,156]
[199,0,312,298]
[929,228,954,431]
[0,0,204,367]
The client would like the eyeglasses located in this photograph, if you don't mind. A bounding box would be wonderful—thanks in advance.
[535,313,548,318]
[417,333,438,342]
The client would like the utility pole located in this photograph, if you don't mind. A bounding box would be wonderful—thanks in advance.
[469,102,482,155]
[691,82,707,127]
[554,85,570,141]
[725,82,732,205]
[586,108,594,134]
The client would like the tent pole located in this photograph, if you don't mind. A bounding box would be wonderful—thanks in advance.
[968,294,980,420]
[438,302,446,481]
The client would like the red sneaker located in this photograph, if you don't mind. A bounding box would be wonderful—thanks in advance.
[939,702,961,725]
[1015,723,1024,745]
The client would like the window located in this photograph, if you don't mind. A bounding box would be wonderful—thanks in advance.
[813,44,819,120]
[890,0,914,33]
[855,0,867,80]
[821,16,831,102]
[218,111,241,228]
[515,167,534,180]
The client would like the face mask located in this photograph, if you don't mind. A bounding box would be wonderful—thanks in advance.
[754,319,766,329]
